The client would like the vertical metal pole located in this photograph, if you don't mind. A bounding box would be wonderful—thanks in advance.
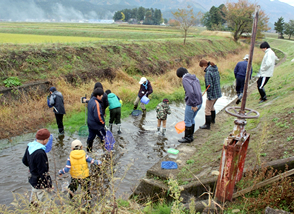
[241,6,260,112]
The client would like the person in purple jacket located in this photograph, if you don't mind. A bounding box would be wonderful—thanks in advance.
[176,67,203,143]
[133,77,153,114]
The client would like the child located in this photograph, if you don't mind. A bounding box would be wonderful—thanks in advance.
[156,98,171,136]
[105,89,122,134]
[58,140,102,200]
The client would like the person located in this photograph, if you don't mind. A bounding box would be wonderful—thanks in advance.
[58,140,102,201]
[257,41,278,103]
[105,89,122,134]
[22,128,53,204]
[176,67,202,143]
[234,54,252,104]
[199,60,222,130]
[156,98,171,136]
[48,87,66,135]
[86,88,106,152]
[133,77,153,114]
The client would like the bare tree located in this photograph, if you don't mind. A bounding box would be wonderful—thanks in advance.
[172,5,198,45]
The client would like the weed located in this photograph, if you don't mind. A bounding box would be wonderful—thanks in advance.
[186,159,195,164]
[287,136,293,141]
[3,77,22,87]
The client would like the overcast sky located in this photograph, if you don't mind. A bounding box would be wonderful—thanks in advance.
[278,0,294,6]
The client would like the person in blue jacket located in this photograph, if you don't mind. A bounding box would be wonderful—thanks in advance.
[105,89,122,134]
[234,54,252,104]
[86,88,106,152]
[176,67,202,143]
[133,77,153,114]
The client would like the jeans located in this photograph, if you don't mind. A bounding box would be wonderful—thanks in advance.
[184,104,202,127]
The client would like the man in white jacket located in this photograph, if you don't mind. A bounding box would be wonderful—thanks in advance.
[257,42,278,103]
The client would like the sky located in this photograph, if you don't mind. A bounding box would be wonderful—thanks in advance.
[278,0,294,6]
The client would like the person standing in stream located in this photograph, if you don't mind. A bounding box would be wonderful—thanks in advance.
[176,67,202,143]
[199,59,222,130]
[133,77,153,114]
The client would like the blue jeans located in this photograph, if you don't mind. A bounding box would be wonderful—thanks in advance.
[184,104,202,127]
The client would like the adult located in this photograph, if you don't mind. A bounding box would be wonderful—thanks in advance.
[199,60,222,130]
[234,54,252,104]
[22,128,53,204]
[86,88,106,152]
[48,86,66,135]
[257,41,278,103]
[176,67,202,143]
[133,77,153,114]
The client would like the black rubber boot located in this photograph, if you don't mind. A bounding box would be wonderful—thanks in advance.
[87,139,93,152]
[133,105,138,110]
[211,111,216,124]
[178,126,193,143]
[109,123,113,132]
[199,116,211,130]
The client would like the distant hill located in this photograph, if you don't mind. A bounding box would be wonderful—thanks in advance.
[0,0,293,28]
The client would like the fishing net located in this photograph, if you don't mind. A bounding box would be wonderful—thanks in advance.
[105,130,115,151]
[78,125,89,136]
[131,110,142,116]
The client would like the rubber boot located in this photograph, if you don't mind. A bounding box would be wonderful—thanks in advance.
[117,124,122,134]
[109,123,113,132]
[133,105,138,110]
[199,116,211,130]
[87,139,94,152]
[190,124,195,142]
[178,126,193,143]
[162,128,166,136]
[157,127,161,134]
[211,111,216,124]
[142,109,146,115]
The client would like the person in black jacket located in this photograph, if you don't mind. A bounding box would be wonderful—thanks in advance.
[86,88,106,152]
[48,87,66,135]
[133,77,153,114]
[22,128,53,204]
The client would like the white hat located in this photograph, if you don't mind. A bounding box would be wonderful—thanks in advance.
[139,77,147,84]
[243,54,249,60]
[71,140,82,149]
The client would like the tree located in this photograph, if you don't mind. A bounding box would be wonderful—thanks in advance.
[172,5,199,45]
[201,4,226,30]
[224,0,270,42]
[284,20,294,40]
[274,17,285,39]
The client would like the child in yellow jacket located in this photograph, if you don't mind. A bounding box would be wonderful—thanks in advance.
[58,140,101,200]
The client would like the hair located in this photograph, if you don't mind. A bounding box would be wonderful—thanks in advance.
[93,88,104,97]
[199,59,216,67]
[73,145,82,150]
[260,41,270,49]
[94,82,103,90]
[176,67,188,78]
[105,89,111,95]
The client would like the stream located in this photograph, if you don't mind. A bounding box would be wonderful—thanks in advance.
[0,84,239,205]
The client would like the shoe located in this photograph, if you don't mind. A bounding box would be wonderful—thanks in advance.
[259,99,267,103]
[236,99,241,105]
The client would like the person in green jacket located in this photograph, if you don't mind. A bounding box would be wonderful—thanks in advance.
[105,90,122,134]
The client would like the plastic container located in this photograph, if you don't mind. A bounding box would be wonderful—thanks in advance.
[140,95,150,104]
[167,148,179,159]
[161,161,178,169]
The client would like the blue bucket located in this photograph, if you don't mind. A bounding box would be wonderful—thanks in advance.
[140,95,150,104]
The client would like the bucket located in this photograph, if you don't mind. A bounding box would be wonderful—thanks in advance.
[140,95,150,104]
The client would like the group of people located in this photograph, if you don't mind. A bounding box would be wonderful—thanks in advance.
[23,40,277,205]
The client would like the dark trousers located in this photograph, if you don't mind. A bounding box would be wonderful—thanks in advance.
[257,77,270,99]
[68,177,91,199]
[55,114,64,133]
[235,75,245,95]
[109,107,121,124]
[87,127,106,142]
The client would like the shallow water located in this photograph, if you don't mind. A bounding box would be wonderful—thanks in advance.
[0,84,240,205]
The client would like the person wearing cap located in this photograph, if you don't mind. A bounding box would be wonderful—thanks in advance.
[48,86,66,135]
[234,54,252,104]
[176,67,202,143]
[105,89,122,134]
[87,88,106,152]
[156,98,171,136]
[22,128,53,204]
[258,41,278,103]
[58,140,102,201]
[199,60,222,130]
[133,77,153,114]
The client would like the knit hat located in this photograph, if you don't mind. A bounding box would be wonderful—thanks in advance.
[243,54,249,60]
[163,98,169,103]
[71,140,82,149]
[49,87,56,92]
[139,77,147,84]
[36,128,50,140]
[176,67,188,78]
